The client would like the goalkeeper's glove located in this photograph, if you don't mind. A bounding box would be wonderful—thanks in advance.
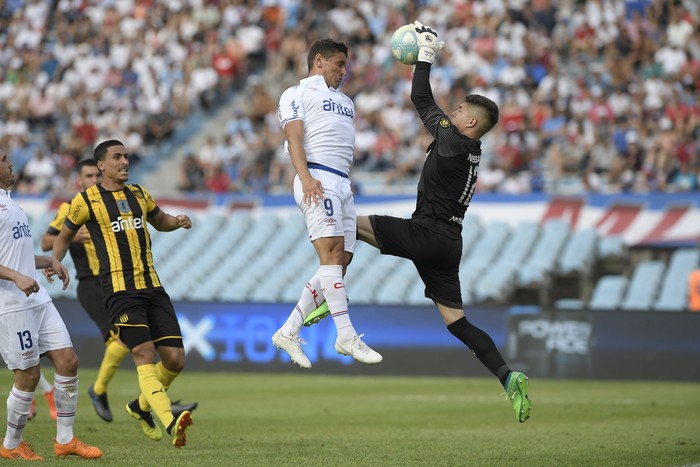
[413,20,445,64]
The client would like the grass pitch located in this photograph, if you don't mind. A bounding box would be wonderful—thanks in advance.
[1,370,698,466]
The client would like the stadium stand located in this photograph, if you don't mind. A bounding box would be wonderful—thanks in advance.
[2,1,697,196]
[513,219,570,304]
[34,206,698,313]
[471,221,539,303]
[620,260,666,311]
[550,228,600,303]
[596,235,630,276]
[10,1,698,315]
[588,275,629,311]
[653,249,700,311]
[459,221,510,304]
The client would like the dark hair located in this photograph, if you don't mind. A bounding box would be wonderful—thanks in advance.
[307,39,348,71]
[93,139,124,162]
[465,95,499,136]
[77,158,97,171]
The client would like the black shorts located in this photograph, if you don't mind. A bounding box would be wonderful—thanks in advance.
[370,215,463,308]
[105,288,183,349]
[76,276,112,342]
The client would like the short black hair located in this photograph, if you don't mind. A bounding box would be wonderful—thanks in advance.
[465,95,499,136]
[93,139,124,162]
[307,39,348,71]
[77,158,97,171]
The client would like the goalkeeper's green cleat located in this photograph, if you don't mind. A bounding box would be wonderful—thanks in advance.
[505,371,531,423]
[303,301,330,327]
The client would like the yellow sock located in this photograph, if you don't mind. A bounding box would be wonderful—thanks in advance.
[136,364,173,428]
[138,362,179,412]
[93,339,130,395]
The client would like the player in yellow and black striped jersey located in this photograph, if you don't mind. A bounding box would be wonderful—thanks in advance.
[42,159,130,423]
[50,140,194,448]
[42,159,197,424]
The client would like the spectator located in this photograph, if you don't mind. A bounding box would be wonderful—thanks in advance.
[204,162,230,194]
[178,153,205,192]
[18,149,57,194]
[0,0,697,196]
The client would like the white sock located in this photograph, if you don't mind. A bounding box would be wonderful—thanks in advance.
[4,385,33,449]
[318,265,356,343]
[282,272,324,337]
[37,372,53,393]
[53,374,79,444]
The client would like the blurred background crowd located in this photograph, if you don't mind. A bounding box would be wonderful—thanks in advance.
[0,0,698,196]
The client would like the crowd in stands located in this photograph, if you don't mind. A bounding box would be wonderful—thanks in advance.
[1,0,698,196]
[0,0,261,193]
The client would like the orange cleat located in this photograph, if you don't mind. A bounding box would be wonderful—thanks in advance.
[0,440,45,460]
[44,389,57,421]
[53,437,102,459]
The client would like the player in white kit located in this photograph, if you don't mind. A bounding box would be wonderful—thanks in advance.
[0,149,102,460]
[272,38,382,368]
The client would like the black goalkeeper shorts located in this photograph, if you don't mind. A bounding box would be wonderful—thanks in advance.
[369,215,463,309]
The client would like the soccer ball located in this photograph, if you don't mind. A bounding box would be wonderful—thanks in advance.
[391,24,419,65]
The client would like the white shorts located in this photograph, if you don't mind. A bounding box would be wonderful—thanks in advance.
[0,302,73,370]
[294,168,357,254]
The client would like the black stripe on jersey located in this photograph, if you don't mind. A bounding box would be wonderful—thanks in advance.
[124,186,155,289]
[81,190,114,290]
[103,188,136,291]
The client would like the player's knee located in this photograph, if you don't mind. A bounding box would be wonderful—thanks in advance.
[52,348,79,376]
[160,347,185,373]
[15,367,42,391]
[130,341,159,365]
[165,359,184,373]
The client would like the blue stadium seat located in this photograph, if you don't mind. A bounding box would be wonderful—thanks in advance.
[588,275,628,310]
[620,260,666,311]
[517,219,570,286]
[597,235,626,259]
[653,249,700,312]
[558,228,599,275]
[459,222,510,297]
[472,222,539,302]
[460,215,482,261]
[160,211,250,299]
[405,278,431,306]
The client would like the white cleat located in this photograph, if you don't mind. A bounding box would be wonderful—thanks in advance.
[272,329,311,368]
[335,334,383,364]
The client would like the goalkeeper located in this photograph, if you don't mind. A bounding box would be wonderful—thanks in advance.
[356,21,531,422]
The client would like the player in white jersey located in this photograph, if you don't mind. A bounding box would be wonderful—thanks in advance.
[272,38,382,368]
[0,149,102,460]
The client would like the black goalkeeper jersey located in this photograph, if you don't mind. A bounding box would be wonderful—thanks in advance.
[410,61,482,240]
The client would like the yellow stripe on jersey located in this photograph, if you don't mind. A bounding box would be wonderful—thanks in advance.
[65,183,162,296]
[47,202,100,278]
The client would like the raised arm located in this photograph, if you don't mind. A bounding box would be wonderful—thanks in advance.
[410,21,450,139]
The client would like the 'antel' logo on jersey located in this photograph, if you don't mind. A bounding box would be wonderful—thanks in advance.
[322,98,354,118]
[111,216,145,233]
[12,221,31,239]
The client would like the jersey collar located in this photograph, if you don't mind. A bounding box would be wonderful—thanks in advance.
[300,74,332,90]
